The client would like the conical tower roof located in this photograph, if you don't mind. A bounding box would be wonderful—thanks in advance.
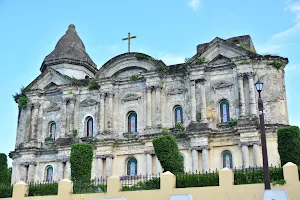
[40,24,97,73]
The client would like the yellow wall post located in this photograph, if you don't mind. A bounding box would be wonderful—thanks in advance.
[219,168,234,188]
[107,175,121,194]
[58,178,73,200]
[160,171,176,199]
[12,181,27,200]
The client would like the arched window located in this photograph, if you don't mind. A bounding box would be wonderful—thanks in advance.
[174,106,183,124]
[49,122,56,141]
[220,100,230,123]
[45,165,53,182]
[222,151,233,168]
[128,112,137,133]
[127,157,137,176]
[86,117,93,137]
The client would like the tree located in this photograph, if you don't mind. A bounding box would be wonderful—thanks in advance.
[277,126,300,166]
[70,144,93,181]
[0,154,11,185]
[152,134,184,174]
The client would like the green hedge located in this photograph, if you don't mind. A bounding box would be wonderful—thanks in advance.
[152,134,184,174]
[70,144,94,182]
[0,154,11,185]
[234,167,284,185]
[122,178,160,191]
[0,185,13,198]
[73,181,106,194]
[278,126,300,166]
[28,183,58,196]
[176,173,219,188]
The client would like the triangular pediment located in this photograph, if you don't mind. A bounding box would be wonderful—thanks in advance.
[80,97,98,107]
[27,69,72,90]
[209,55,232,65]
[189,38,251,64]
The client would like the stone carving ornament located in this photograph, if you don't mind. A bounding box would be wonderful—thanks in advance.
[46,102,60,112]
[211,80,233,91]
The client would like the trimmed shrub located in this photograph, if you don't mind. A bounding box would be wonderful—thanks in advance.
[176,173,219,188]
[122,178,160,191]
[277,126,300,166]
[28,183,58,196]
[0,154,10,185]
[70,144,94,182]
[0,185,12,198]
[234,167,284,185]
[152,134,184,174]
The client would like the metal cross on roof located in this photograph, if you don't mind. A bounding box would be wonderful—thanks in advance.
[122,32,136,52]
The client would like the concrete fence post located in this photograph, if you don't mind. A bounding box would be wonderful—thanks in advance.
[160,171,176,199]
[58,178,73,200]
[219,168,234,188]
[283,162,299,185]
[12,181,28,200]
[107,175,121,194]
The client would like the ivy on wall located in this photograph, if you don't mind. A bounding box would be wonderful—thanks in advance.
[70,144,94,182]
[152,134,184,174]
[13,86,29,109]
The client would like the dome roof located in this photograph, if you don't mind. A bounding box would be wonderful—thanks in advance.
[40,24,97,73]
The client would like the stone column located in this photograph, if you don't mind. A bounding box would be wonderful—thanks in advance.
[202,147,209,173]
[145,152,152,175]
[199,79,207,123]
[107,93,114,130]
[155,156,163,174]
[155,86,162,127]
[57,161,64,181]
[241,144,250,168]
[69,98,76,136]
[30,103,39,140]
[99,93,105,133]
[247,72,257,116]
[238,74,246,117]
[37,103,43,141]
[190,80,197,122]
[19,164,27,182]
[253,143,261,167]
[146,86,152,128]
[105,155,114,177]
[65,161,71,179]
[96,156,104,178]
[25,104,33,141]
[27,163,36,183]
[61,98,68,137]
[192,149,199,172]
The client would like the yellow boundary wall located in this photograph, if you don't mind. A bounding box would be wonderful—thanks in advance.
[2,162,300,200]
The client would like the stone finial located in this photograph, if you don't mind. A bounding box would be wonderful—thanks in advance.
[67,24,76,33]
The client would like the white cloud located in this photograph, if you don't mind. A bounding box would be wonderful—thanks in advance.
[157,52,185,65]
[271,22,300,40]
[188,0,202,11]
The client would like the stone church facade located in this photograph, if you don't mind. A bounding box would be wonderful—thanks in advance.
[9,24,289,183]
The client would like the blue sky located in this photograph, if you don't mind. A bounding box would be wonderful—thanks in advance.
[0,0,299,166]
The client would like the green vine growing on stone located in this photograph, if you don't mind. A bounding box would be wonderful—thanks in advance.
[88,79,100,90]
[13,86,29,109]
[196,57,205,63]
[268,60,284,70]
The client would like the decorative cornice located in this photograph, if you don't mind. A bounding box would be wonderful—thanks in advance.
[146,86,152,93]
[239,141,261,147]
[191,145,210,151]
[144,150,155,155]
[20,161,37,166]
[238,73,245,79]
[96,154,115,159]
